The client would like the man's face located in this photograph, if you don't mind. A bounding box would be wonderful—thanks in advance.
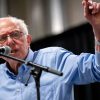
[0,19,32,61]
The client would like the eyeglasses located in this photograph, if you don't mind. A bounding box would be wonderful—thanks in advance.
[0,31,24,43]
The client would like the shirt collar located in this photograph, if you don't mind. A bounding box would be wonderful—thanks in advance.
[18,48,34,72]
[5,48,34,77]
[25,48,34,62]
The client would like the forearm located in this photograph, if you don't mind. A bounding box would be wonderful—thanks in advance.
[95,33,100,52]
[93,27,100,65]
[93,27,100,52]
[95,37,100,66]
[95,45,100,52]
[95,38,100,52]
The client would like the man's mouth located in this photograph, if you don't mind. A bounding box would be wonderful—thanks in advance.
[11,49,18,54]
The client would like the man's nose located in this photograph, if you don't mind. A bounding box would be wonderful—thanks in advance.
[7,35,12,40]
[6,35,13,45]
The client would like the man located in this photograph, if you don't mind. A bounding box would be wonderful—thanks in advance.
[0,0,100,100]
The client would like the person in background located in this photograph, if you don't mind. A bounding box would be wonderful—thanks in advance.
[0,0,100,100]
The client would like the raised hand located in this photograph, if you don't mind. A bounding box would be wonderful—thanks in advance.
[82,0,100,40]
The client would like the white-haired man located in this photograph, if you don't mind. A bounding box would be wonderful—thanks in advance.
[0,0,100,100]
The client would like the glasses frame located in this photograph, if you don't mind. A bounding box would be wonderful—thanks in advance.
[0,30,25,44]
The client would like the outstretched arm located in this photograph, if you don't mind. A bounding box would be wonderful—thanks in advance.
[82,0,100,51]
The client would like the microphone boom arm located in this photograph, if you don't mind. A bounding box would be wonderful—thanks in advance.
[0,53,63,76]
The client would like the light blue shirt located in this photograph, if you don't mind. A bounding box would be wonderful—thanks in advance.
[0,47,100,100]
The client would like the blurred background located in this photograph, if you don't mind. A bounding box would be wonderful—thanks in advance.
[1,0,98,41]
[0,0,100,100]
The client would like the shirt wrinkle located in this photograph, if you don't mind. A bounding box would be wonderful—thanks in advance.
[0,47,100,100]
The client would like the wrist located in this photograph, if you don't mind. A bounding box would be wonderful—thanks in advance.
[95,37,100,52]
[95,37,100,45]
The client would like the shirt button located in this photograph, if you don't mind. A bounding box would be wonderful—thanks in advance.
[18,77,21,80]
[16,89,21,93]
[17,89,20,92]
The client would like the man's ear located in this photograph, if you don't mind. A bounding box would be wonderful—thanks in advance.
[27,34,32,45]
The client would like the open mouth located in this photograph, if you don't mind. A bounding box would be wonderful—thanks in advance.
[11,49,18,54]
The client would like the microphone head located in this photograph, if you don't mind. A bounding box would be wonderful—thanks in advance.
[0,46,11,55]
[4,46,11,55]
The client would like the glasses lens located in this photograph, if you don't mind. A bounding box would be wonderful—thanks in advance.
[0,31,24,43]
[10,31,21,39]
[0,35,7,43]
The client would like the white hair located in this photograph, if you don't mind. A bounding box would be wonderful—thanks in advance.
[0,16,29,35]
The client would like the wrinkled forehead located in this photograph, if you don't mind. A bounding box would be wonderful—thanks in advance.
[0,18,20,35]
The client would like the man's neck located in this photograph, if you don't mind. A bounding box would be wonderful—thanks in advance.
[6,61,21,75]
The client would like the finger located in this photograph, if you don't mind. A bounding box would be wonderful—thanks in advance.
[88,1,93,10]
[82,0,94,17]
[96,3,100,12]
[83,0,92,3]
[82,0,92,5]
[83,1,90,15]
[92,2,98,14]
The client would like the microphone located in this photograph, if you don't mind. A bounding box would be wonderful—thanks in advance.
[0,46,63,77]
[0,46,11,55]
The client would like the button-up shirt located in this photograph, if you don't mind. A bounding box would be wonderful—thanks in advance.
[0,47,100,100]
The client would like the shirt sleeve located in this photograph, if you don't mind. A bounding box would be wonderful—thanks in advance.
[55,48,100,85]
[37,47,100,85]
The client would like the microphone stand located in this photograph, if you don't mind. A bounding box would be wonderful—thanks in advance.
[0,53,63,100]
[30,68,42,100]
